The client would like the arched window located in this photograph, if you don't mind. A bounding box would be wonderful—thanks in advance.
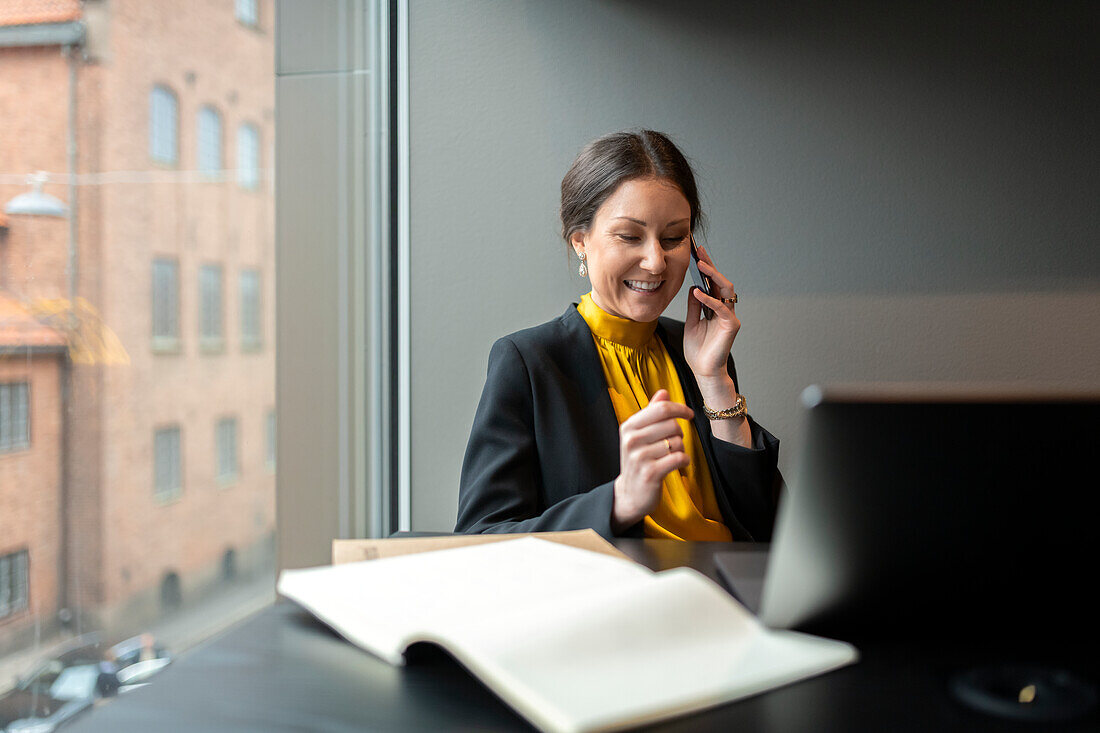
[160,572,182,610]
[236,122,260,190]
[197,106,223,176]
[149,85,178,164]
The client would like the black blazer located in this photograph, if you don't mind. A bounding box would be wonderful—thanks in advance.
[455,304,782,541]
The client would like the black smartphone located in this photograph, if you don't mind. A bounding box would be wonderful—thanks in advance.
[688,233,714,320]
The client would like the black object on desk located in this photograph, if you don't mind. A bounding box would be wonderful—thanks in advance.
[753,386,1100,724]
[950,664,1098,723]
[713,547,767,613]
[761,385,1100,640]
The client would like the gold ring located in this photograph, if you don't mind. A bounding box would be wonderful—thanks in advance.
[721,294,738,305]
[664,438,672,453]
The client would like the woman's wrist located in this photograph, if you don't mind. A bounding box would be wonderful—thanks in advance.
[694,374,752,447]
[695,373,738,404]
[610,476,638,534]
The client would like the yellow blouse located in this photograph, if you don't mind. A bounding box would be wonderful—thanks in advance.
[577,293,732,541]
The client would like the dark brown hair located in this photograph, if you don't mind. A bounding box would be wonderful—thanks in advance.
[560,130,702,245]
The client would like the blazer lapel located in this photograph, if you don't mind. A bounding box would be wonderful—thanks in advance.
[560,305,622,481]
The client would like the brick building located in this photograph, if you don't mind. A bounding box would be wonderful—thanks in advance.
[0,0,275,656]
[0,292,67,653]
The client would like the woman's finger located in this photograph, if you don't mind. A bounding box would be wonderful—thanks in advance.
[697,258,734,294]
[624,394,690,429]
[698,246,736,294]
[625,400,694,432]
[627,435,687,467]
[627,418,685,448]
[692,285,737,320]
[652,450,691,477]
[652,434,685,456]
[698,244,715,267]
[686,285,703,324]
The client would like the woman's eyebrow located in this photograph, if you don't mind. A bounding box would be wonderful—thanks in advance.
[610,216,690,227]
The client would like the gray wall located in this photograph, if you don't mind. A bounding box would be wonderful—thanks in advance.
[409,0,1100,531]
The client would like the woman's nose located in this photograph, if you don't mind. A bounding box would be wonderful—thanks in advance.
[640,239,666,273]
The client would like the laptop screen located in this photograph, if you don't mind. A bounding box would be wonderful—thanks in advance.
[759,384,1100,641]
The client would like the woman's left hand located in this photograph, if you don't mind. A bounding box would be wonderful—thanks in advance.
[683,244,740,380]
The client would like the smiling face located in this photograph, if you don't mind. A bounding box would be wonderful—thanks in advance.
[571,177,692,322]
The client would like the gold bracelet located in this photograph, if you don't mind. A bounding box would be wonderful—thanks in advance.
[703,394,748,420]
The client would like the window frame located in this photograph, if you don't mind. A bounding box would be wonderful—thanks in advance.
[197,105,224,178]
[0,548,30,620]
[199,263,225,352]
[0,381,31,454]
[274,0,398,568]
[239,268,262,351]
[236,123,261,191]
[149,85,179,166]
[153,425,183,504]
[151,257,181,353]
[215,416,239,485]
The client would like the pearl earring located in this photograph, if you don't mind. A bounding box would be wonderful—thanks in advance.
[578,252,588,278]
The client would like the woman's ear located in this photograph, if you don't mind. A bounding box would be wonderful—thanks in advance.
[570,231,586,257]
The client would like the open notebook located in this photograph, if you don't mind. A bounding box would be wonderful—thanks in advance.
[277,537,856,733]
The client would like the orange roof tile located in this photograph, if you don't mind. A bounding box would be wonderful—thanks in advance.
[0,0,81,27]
[0,292,67,349]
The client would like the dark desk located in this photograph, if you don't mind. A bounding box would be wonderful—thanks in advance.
[68,539,1097,732]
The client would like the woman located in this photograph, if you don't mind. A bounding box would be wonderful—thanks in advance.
[456,130,781,541]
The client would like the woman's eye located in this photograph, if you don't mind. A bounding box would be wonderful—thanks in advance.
[614,233,685,246]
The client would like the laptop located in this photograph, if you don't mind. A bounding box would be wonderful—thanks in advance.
[713,547,768,614]
[721,383,1100,641]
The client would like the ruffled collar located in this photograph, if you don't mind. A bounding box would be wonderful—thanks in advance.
[576,292,658,349]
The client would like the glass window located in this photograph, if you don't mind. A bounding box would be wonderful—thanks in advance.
[240,269,261,349]
[235,0,258,27]
[237,123,260,190]
[152,259,179,346]
[1,0,278,710]
[0,549,30,619]
[149,85,178,165]
[200,264,224,347]
[197,106,223,176]
[216,417,238,482]
[154,427,183,502]
[0,382,30,453]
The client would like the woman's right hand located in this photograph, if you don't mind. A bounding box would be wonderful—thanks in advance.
[611,390,693,533]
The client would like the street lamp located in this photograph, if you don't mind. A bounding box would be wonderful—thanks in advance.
[4,171,69,218]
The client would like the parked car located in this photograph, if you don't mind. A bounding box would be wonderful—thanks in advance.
[104,636,171,694]
[0,634,171,733]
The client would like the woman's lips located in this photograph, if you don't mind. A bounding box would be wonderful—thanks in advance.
[624,280,664,293]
